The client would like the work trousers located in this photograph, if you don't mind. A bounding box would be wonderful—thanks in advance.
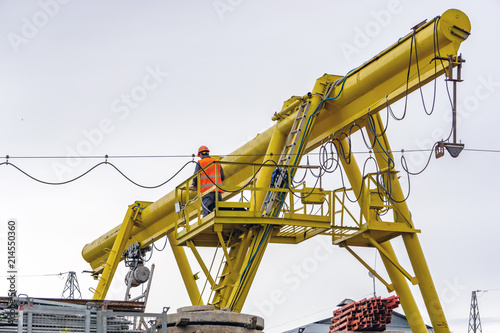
[201,191,222,217]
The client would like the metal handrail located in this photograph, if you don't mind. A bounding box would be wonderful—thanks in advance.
[174,161,332,240]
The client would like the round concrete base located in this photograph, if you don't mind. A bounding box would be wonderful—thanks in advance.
[162,305,265,333]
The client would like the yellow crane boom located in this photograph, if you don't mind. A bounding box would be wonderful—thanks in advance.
[82,9,470,333]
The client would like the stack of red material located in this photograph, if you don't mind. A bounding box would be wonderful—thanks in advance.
[329,295,400,332]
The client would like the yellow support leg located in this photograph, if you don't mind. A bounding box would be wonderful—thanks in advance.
[227,225,273,312]
[251,124,287,212]
[186,240,216,289]
[168,232,203,306]
[93,204,140,300]
[215,228,254,309]
[403,233,450,333]
[367,113,449,332]
[378,241,428,333]
[334,137,371,224]
[335,134,428,332]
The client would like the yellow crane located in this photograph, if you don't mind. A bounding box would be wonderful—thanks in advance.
[82,9,471,333]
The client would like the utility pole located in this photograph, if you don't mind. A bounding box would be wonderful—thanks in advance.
[468,290,482,333]
[61,271,82,299]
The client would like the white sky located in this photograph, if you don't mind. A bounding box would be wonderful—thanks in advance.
[0,1,499,332]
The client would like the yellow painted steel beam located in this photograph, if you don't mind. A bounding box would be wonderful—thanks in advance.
[271,94,308,121]
[342,244,394,292]
[251,122,287,212]
[212,228,254,308]
[168,232,203,306]
[305,9,470,154]
[365,234,418,285]
[186,240,216,289]
[379,241,428,333]
[367,112,450,333]
[215,228,233,273]
[227,225,274,312]
[335,137,371,222]
[92,202,150,300]
[334,133,429,331]
[403,233,450,332]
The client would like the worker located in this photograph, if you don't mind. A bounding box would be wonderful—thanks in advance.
[192,145,225,217]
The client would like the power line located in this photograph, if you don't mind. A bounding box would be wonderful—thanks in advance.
[3,154,195,159]
[0,272,68,278]
[462,148,500,153]
[3,147,500,161]
[1,145,499,189]
[0,160,195,188]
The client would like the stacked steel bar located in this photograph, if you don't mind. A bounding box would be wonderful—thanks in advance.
[330,296,400,332]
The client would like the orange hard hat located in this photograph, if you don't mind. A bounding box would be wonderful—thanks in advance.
[198,145,210,156]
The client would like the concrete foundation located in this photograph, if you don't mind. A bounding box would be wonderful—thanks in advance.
[162,305,265,333]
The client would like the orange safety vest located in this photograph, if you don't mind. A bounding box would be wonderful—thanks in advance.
[198,157,223,195]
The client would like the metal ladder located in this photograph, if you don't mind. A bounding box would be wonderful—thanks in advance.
[262,101,311,216]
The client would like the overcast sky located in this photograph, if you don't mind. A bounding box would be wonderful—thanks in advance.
[1,1,499,332]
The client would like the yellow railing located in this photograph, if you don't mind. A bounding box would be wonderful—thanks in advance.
[174,161,332,243]
[332,171,415,243]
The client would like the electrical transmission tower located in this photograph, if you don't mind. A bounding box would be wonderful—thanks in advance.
[468,290,482,333]
[61,271,82,299]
